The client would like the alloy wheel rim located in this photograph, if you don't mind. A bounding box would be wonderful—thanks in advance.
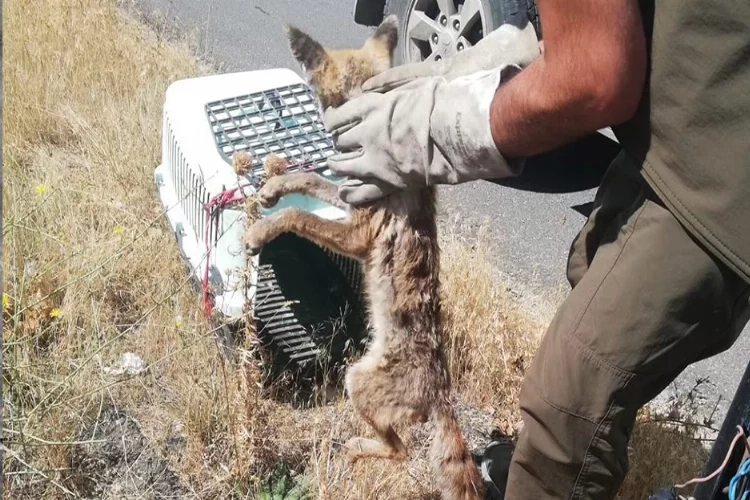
[404,0,487,63]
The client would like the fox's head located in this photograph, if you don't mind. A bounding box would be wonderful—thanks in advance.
[286,15,398,109]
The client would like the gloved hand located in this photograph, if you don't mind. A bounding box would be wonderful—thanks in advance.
[364,21,540,92]
[323,22,540,206]
[324,64,525,205]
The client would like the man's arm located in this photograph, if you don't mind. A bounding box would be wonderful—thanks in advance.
[490,0,647,158]
[323,6,643,205]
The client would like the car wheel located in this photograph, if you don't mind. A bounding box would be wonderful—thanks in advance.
[385,0,541,66]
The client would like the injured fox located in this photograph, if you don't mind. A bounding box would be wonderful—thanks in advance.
[243,16,486,500]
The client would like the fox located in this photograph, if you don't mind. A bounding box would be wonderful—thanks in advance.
[243,15,486,500]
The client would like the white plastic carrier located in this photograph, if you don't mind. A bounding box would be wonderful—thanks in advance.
[154,69,366,368]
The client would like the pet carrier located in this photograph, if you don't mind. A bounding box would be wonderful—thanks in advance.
[153,68,366,370]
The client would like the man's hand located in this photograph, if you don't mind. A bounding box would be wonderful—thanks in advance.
[323,22,541,206]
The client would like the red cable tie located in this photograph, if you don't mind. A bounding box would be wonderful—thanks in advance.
[199,160,320,316]
[201,183,254,317]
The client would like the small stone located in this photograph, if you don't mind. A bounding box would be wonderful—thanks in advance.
[101,352,146,376]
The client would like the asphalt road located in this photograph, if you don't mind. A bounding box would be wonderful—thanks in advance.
[137,0,748,424]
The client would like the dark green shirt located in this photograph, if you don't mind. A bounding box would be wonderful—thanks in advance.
[613,0,750,283]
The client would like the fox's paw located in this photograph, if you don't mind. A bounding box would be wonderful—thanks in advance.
[343,437,407,464]
[243,219,273,256]
[244,208,300,256]
[256,176,286,208]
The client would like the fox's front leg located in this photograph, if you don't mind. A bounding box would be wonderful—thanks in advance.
[258,172,347,210]
[244,208,369,260]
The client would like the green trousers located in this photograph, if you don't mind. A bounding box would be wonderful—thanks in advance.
[505,151,750,499]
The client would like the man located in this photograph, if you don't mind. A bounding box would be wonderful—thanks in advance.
[323,0,750,498]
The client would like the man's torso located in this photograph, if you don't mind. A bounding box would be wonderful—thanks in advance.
[612,0,750,283]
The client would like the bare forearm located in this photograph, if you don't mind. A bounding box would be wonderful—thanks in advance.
[489,57,599,158]
[490,0,647,159]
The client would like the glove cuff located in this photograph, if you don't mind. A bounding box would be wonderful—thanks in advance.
[427,65,524,185]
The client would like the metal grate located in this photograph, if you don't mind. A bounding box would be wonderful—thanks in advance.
[253,234,368,370]
[324,248,364,297]
[206,84,335,176]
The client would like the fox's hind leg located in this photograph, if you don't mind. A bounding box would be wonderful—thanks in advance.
[343,360,428,463]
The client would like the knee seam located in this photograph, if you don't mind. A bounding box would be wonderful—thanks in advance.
[570,402,616,499]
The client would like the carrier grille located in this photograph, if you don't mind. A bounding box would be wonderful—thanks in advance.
[253,234,367,369]
[324,248,364,296]
[206,84,335,176]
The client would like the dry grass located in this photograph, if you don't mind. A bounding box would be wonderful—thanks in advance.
[618,408,711,500]
[2,0,709,498]
[440,232,539,431]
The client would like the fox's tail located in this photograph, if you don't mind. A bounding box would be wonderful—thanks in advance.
[430,400,486,500]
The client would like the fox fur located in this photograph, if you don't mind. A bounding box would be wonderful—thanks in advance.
[243,15,485,500]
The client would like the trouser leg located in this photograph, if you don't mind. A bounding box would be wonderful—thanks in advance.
[505,152,750,500]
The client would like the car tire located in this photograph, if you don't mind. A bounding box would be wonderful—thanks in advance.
[385,0,541,66]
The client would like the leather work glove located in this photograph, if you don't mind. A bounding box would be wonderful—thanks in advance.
[323,22,540,206]
[364,21,540,92]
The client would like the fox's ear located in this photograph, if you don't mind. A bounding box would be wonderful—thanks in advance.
[368,15,398,55]
[286,25,330,73]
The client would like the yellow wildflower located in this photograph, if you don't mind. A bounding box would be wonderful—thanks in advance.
[35,184,47,196]
[3,294,12,312]
[113,226,125,236]
[49,308,61,319]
